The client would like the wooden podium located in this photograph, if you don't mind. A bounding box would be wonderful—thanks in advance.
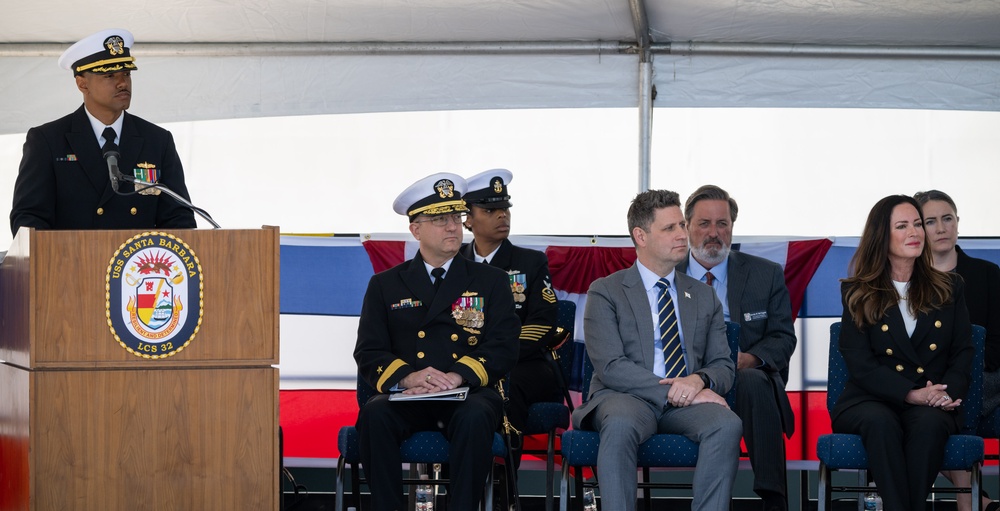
[0,227,279,511]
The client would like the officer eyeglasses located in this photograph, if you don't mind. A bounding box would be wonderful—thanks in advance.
[414,213,466,227]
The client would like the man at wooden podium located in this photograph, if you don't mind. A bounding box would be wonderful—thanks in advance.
[354,172,521,510]
[9,28,196,235]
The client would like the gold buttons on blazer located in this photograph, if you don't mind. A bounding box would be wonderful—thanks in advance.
[96,208,104,215]
[930,344,938,351]
[452,353,458,359]
[417,352,425,359]
[917,367,925,374]
[451,334,458,341]
[418,331,426,338]
[881,324,889,332]
[935,320,942,328]
[130,207,137,215]
[895,364,904,372]
[886,348,893,356]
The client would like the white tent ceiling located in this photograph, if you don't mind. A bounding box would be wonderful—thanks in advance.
[1,0,999,136]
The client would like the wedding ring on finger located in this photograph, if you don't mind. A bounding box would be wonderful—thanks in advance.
[425,374,432,382]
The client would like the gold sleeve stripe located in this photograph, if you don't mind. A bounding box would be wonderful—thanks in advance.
[458,356,489,385]
[522,325,552,332]
[376,359,409,392]
[519,333,543,341]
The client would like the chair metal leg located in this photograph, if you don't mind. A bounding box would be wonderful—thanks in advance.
[546,431,556,511]
[335,457,347,511]
[973,462,982,511]
[641,466,652,510]
[559,463,571,511]
[817,462,831,511]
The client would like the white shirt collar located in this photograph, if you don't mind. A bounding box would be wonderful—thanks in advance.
[423,257,455,280]
[474,243,501,264]
[636,261,676,292]
[84,108,125,148]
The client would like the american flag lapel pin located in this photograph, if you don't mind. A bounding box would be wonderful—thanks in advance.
[684,291,692,299]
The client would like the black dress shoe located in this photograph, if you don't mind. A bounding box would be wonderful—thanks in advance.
[760,491,788,511]
[985,501,1000,511]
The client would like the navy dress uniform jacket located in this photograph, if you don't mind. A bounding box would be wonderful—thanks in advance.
[832,277,974,426]
[354,252,520,394]
[954,245,1000,371]
[10,105,196,235]
[460,239,558,362]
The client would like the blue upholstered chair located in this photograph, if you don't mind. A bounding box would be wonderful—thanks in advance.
[520,299,576,511]
[335,376,514,511]
[816,323,986,511]
[558,321,741,511]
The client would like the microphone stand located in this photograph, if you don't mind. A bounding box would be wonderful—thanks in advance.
[128,177,221,229]
[103,149,219,229]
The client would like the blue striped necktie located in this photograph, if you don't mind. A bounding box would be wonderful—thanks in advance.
[655,278,686,378]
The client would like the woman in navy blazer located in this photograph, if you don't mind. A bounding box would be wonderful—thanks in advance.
[917,189,1000,511]
[833,195,973,511]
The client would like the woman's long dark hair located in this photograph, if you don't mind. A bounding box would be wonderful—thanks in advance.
[842,195,953,328]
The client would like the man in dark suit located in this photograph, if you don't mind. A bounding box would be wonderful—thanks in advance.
[459,168,561,471]
[572,189,741,511]
[10,28,195,235]
[678,184,797,511]
[354,172,520,511]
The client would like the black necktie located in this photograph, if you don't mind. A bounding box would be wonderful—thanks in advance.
[101,127,118,155]
[431,267,445,293]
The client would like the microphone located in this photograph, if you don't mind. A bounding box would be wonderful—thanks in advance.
[104,148,124,193]
[100,146,221,228]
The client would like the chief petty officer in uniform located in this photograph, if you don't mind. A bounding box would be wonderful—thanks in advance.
[354,172,521,511]
[459,169,562,470]
[10,28,196,235]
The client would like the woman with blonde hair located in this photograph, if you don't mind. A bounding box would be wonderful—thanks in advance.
[916,189,1000,511]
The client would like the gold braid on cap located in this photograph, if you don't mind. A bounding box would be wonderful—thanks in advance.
[408,200,469,217]
[76,57,136,74]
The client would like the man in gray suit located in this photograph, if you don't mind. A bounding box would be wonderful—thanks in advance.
[572,189,742,511]
[679,185,797,511]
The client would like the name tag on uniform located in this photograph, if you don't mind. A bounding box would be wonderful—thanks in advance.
[744,311,768,322]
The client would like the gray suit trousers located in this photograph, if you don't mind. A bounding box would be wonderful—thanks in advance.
[587,392,742,511]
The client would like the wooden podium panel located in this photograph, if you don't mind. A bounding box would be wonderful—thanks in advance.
[0,228,279,511]
[1,227,279,369]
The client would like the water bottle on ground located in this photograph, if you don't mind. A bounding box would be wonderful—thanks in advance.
[582,485,597,511]
[863,482,883,510]
[415,474,434,511]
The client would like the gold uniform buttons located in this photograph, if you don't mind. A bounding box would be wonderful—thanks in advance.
[452,353,458,359]
[130,207,137,215]
[885,348,893,356]
[418,331,426,339]
[417,352,425,359]
[929,344,938,351]
[895,364,904,372]
[881,324,889,332]
[935,320,942,328]
[96,207,104,215]
[451,334,459,341]
[917,367,925,374]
